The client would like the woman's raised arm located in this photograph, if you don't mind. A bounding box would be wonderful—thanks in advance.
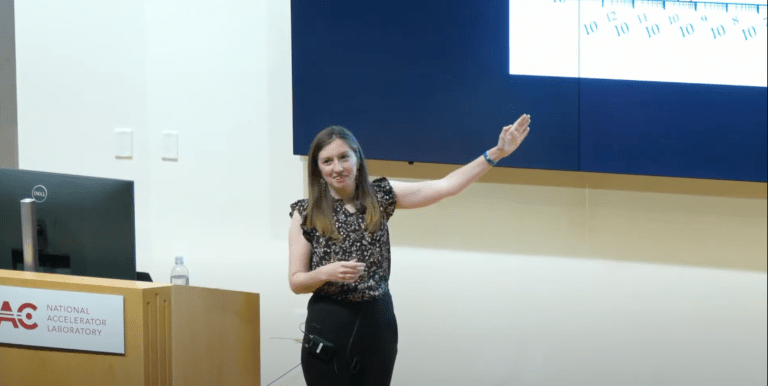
[390,114,530,210]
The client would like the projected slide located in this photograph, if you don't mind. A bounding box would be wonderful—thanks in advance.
[510,0,767,87]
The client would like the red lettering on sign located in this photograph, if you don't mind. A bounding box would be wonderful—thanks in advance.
[0,301,39,330]
[17,303,38,330]
[0,301,19,328]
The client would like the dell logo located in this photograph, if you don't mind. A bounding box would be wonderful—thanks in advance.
[32,185,48,203]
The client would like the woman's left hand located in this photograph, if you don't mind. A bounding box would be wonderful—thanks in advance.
[495,114,531,158]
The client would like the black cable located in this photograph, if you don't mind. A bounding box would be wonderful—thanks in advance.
[264,323,311,385]
[265,362,301,386]
[300,304,366,374]
[347,306,365,373]
[299,321,322,341]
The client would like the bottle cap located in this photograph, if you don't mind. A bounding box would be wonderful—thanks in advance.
[175,256,184,264]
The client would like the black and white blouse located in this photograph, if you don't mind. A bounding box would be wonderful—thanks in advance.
[290,177,397,301]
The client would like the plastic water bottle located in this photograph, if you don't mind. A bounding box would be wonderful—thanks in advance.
[170,256,189,285]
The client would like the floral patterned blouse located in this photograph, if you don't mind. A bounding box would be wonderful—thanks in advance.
[290,177,397,301]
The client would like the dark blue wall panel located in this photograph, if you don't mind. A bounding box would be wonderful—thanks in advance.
[291,0,767,182]
[292,0,579,171]
[580,79,767,181]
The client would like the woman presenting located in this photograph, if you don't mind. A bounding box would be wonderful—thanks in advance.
[289,114,531,385]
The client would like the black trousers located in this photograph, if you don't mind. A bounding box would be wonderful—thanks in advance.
[301,291,398,386]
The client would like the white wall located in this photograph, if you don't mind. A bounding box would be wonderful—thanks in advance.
[13,1,767,385]
[0,0,18,169]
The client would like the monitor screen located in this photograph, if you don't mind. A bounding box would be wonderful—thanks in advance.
[0,168,136,280]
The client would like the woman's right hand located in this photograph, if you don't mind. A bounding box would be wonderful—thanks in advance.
[320,259,366,283]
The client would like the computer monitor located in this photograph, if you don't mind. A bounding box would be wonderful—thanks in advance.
[0,168,136,280]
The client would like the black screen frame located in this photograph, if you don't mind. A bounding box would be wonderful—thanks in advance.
[0,168,137,281]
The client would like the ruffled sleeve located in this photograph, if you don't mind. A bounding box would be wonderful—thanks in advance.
[289,199,314,242]
[289,199,308,219]
[370,177,396,221]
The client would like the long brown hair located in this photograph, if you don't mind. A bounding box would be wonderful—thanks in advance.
[305,126,382,239]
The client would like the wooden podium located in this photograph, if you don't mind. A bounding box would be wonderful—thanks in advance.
[0,269,260,386]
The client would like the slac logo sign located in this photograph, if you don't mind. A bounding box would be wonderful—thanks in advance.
[0,300,39,330]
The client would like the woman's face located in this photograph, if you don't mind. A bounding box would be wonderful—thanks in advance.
[317,138,358,199]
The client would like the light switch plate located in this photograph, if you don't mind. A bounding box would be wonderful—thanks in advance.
[162,131,179,161]
[114,128,133,159]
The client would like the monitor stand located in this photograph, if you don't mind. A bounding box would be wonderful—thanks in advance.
[11,249,72,275]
